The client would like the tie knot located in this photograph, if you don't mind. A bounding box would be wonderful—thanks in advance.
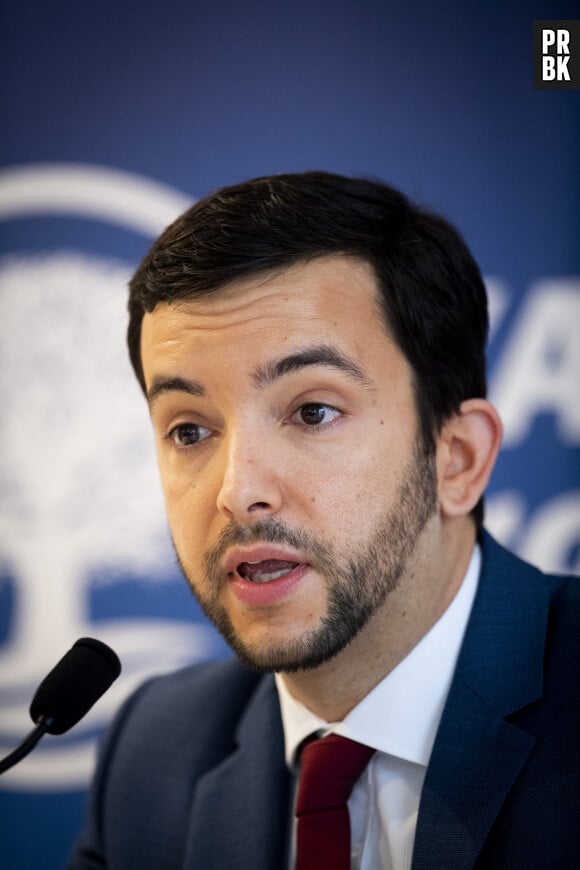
[296,734,375,815]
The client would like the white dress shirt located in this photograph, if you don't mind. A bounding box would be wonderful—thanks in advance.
[275,544,481,870]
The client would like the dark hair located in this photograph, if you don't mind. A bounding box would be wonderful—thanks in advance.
[128,171,488,525]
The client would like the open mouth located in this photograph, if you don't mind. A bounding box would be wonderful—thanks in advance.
[236,559,300,584]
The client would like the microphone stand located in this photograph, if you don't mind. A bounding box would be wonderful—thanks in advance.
[0,715,54,775]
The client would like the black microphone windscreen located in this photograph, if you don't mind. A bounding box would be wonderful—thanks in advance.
[29,637,121,735]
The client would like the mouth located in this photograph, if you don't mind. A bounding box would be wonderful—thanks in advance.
[222,545,311,605]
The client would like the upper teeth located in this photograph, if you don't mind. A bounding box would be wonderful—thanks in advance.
[250,567,294,583]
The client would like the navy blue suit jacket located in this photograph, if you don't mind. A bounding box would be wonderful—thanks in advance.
[69,533,580,868]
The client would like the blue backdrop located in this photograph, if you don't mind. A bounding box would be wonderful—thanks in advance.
[1,2,578,867]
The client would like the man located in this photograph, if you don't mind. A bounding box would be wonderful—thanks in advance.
[69,172,579,869]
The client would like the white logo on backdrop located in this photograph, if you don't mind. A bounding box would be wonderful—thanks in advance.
[0,165,219,791]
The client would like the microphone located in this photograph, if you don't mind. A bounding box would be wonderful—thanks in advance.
[0,637,121,775]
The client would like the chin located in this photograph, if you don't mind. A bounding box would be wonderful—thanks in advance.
[225,624,356,674]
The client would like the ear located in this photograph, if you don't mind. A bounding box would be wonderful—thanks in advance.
[436,399,503,518]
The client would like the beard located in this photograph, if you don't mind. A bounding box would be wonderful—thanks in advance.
[174,434,438,673]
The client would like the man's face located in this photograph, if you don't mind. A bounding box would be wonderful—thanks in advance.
[141,256,438,672]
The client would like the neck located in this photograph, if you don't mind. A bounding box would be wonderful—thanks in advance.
[278,518,476,721]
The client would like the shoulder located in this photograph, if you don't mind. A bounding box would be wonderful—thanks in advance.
[71,659,274,865]
[69,661,279,868]
[460,530,579,707]
[129,655,265,713]
[109,657,268,761]
[479,528,579,613]
[480,527,579,641]
[477,530,579,721]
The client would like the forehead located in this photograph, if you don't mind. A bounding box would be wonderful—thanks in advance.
[140,255,396,383]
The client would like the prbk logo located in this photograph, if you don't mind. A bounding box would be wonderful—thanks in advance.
[534,20,580,89]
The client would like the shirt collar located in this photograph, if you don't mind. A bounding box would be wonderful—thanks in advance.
[275,544,481,769]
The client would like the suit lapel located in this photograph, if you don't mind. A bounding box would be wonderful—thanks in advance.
[184,673,291,870]
[412,533,549,870]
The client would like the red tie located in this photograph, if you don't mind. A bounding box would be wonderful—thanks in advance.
[295,734,375,870]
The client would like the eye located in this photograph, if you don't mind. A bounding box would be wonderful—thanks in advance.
[293,403,341,427]
[167,422,212,447]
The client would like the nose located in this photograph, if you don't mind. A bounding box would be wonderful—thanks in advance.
[216,429,283,522]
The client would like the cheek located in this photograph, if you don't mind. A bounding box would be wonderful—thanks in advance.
[299,446,387,534]
[159,468,213,557]
[303,421,413,527]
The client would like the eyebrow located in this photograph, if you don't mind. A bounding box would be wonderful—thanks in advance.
[147,375,206,406]
[252,344,372,389]
[147,344,372,407]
